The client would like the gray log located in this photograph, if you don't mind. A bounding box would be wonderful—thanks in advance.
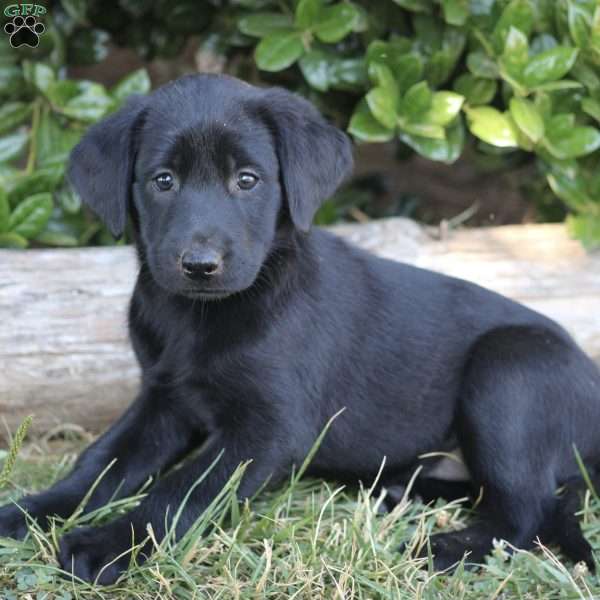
[1,218,599,437]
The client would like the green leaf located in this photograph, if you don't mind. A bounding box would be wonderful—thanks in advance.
[327,57,367,91]
[299,50,330,91]
[45,80,81,108]
[35,109,82,169]
[546,168,592,211]
[534,92,553,121]
[509,97,544,143]
[425,91,464,126]
[56,184,82,215]
[295,0,322,30]
[571,59,600,91]
[568,1,592,48]
[61,82,115,122]
[0,130,29,163]
[313,3,361,43]
[442,23,467,57]
[401,81,432,119]
[441,0,469,25]
[112,69,151,104]
[238,13,294,38]
[466,106,519,147]
[400,117,465,163]
[533,80,583,92]
[567,214,600,248]
[453,74,497,105]
[7,167,63,207]
[366,40,392,65]
[366,87,397,130]
[37,203,90,246]
[492,0,534,53]
[424,28,466,86]
[0,232,28,248]
[522,47,579,87]
[544,125,600,159]
[300,51,366,92]
[8,193,53,239]
[395,54,424,94]
[366,39,409,66]
[0,187,8,232]
[499,26,529,85]
[399,121,445,139]
[582,97,600,123]
[466,52,499,79]
[0,102,32,136]
[348,100,395,142]
[368,62,397,92]
[547,113,576,136]
[424,54,446,87]
[35,230,80,247]
[255,31,305,71]
[22,62,55,94]
[504,25,529,59]
[392,0,432,12]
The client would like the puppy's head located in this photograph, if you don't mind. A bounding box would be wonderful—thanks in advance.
[68,74,353,300]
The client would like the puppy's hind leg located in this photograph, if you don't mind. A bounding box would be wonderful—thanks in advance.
[422,326,582,571]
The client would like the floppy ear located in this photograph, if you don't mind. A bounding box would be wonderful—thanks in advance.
[67,97,146,238]
[259,88,354,233]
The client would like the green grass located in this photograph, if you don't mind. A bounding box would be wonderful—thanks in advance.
[1,435,600,600]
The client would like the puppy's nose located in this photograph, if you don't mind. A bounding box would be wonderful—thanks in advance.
[181,249,223,279]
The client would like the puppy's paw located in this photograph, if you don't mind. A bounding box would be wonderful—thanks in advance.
[411,528,493,572]
[58,523,137,585]
[421,531,471,571]
[0,502,33,540]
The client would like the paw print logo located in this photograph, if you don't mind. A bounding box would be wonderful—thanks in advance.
[4,15,45,48]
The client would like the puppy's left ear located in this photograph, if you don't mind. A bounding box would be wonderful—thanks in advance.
[258,88,353,233]
[67,96,146,238]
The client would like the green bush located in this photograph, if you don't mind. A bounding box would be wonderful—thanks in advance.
[1,0,599,248]
[0,59,150,247]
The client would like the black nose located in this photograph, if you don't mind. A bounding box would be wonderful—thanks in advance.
[181,249,223,279]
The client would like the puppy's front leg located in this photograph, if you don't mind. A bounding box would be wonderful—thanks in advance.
[0,387,200,540]
[58,425,288,585]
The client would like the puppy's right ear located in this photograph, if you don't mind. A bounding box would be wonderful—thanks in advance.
[67,97,146,238]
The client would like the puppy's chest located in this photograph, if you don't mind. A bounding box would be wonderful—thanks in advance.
[156,332,271,410]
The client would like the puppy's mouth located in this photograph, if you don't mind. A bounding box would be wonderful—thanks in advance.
[180,288,233,301]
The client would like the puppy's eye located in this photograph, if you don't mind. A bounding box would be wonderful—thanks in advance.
[154,173,174,191]
[237,171,258,191]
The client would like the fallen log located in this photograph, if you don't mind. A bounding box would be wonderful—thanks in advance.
[1,218,599,438]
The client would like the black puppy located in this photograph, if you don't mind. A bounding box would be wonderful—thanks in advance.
[1,74,599,584]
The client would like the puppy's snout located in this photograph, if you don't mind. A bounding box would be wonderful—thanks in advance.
[181,248,223,280]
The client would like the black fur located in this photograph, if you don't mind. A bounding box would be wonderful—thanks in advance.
[1,74,599,584]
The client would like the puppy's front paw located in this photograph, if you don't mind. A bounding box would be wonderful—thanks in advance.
[0,502,33,540]
[58,523,138,585]
[412,528,493,572]
[421,531,471,571]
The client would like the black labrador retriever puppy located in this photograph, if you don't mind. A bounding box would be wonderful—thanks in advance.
[1,74,599,584]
